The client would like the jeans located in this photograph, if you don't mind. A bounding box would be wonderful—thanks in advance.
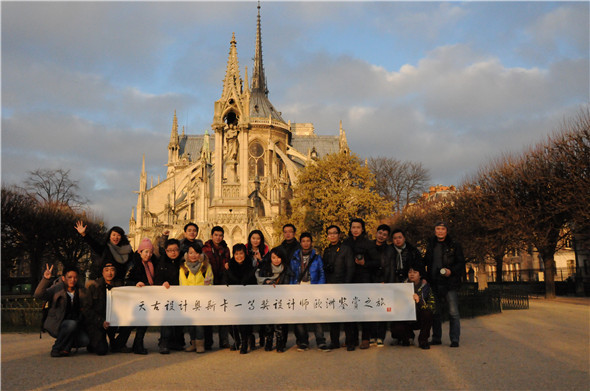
[432,289,460,343]
[294,323,326,347]
[52,319,89,353]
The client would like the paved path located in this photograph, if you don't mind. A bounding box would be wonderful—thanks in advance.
[2,298,588,390]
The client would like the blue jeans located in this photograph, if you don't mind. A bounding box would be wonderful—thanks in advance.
[432,289,460,343]
[295,323,326,347]
[52,319,89,352]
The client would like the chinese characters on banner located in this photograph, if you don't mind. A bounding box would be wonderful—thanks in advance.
[106,283,416,326]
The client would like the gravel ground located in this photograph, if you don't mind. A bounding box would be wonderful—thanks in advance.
[2,297,588,390]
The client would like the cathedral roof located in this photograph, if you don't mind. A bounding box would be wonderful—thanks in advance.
[179,135,207,159]
[291,134,341,159]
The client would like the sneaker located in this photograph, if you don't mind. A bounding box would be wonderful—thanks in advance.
[430,339,442,345]
[328,343,341,350]
[50,350,62,358]
[450,342,459,348]
[360,340,370,349]
[159,345,170,354]
[318,344,331,352]
[420,342,430,350]
[376,339,384,347]
[369,338,376,346]
[346,345,355,351]
[297,344,309,352]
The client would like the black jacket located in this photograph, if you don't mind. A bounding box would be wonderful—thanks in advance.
[277,239,301,267]
[343,235,380,283]
[256,259,293,285]
[392,242,423,282]
[125,253,162,286]
[372,242,396,283]
[224,258,257,286]
[84,235,132,281]
[424,236,465,291]
[322,242,355,284]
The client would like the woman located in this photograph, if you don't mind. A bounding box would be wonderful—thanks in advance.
[75,220,133,282]
[246,229,269,347]
[179,241,213,353]
[224,243,257,354]
[255,247,293,352]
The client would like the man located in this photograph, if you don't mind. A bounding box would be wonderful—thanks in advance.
[202,226,231,350]
[371,224,396,347]
[34,264,89,357]
[391,228,423,283]
[85,262,132,355]
[343,218,380,350]
[423,222,465,348]
[290,232,328,352]
[277,224,301,266]
[159,222,203,258]
[323,225,355,350]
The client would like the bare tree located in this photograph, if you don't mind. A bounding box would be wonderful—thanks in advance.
[22,169,87,207]
[368,157,430,213]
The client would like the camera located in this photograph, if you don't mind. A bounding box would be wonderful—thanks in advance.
[355,254,364,261]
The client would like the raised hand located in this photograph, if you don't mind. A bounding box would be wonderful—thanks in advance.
[74,220,87,236]
[43,264,54,279]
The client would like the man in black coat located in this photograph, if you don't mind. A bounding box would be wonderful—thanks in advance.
[372,224,396,347]
[323,225,355,350]
[423,222,465,348]
[391,228,423,283]
[85,262,131,355]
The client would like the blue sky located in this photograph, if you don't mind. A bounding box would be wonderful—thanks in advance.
[2,1,589,230]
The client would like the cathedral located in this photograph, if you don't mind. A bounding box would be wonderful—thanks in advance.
[128,4,350,249]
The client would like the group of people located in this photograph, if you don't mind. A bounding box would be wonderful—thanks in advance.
[34,219,465,358]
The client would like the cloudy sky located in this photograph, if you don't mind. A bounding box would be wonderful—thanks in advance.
[2,1,589,230]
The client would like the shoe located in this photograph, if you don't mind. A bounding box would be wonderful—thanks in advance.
[376,339,384,347]
[195,339,205,354]
[360,340,370,349]
[159,345,170,354]
[346,345,355,351]
[132,339,148,355]
[297,344,309,352]
[318,344,331,352]
[230,343,238,351]
[264,337,273,351]
[390,340,397,346]
[450,342,459,348]
[220,341,231,349]
[249,334,257,351]
[328,343,341,350]
[400,339,410,347]
[420,342,430,350]
[430,339,442,346]
[369,338,376,346]
[276,347,285,353]
[50,350,62,358]
[185,340,197,352]
[240,344,248,354]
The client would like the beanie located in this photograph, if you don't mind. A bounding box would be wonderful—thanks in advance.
[137,238,153,253]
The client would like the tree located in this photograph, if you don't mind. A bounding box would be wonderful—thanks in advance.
[22,168,87,208]
[279,152,394,250]
[368,157,430,213]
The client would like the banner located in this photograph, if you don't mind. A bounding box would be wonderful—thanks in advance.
[106,283,416,326]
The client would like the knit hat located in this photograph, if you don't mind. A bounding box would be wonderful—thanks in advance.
[103,261,116,269]
[137,238,153,253]
[434,221,447,228]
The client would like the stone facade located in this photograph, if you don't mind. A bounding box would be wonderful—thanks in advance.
[128,6,349,249]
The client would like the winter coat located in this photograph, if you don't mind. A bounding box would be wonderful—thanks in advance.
[290,248,326,285]
[343,235,380,283]
[203,240,231,285]
[84,277,121,344]
[84,235,132,281]
[34,277,88,338]
[392,242,423,282]
[372,242,396,283]
[224,258,257,286]
[423,235,465,292]
[322,242,355,284]
[246,243,269,268]
[413,279,436,312]
[256,259,293,285]
[179,258,214,286]
[277,239,301,268]
[124,253,161,286]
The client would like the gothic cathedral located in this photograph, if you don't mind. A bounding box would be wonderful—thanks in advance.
[128,4,350,249]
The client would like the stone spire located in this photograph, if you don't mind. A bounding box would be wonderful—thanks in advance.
[220,32,243,102]
[140,154,147,192]
[251,1,267,95]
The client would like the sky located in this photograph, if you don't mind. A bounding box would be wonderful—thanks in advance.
[2,1,589,230]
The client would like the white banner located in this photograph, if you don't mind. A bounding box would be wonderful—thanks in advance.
[106,283,416,326]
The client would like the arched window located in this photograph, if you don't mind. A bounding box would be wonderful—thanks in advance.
[248,141,265,179]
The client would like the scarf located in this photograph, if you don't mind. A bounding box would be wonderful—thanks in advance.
[107,242,132,264]
[185,260,203,275]
[142,260,154,285]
